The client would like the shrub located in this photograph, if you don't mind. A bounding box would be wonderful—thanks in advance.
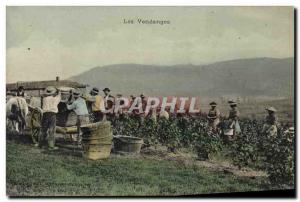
[112,114,139,137]
[229,120,261,169]
[110,114,295,187]
[263,129,295,186]
[157,118,181,152]
[138,118,159,147]
[192,131,223,160]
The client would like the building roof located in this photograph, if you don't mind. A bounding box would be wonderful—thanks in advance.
[6,79,88,91]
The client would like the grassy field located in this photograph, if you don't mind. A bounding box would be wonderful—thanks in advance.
[6,140,273,197]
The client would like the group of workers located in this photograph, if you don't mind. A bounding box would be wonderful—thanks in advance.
[6,86,108,149]
[6,85,294,150]
[206,100,291,139]
[38,86,117,149]
[207,100,241,137]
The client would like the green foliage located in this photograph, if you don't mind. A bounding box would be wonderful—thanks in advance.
[156,118,181,151]
[229,120,261,169]
[176,117,194,147]
[138,118,159,147]
[192,132,223,160]
[175,116,223,159]
[112,114,139,137]
[176,116,206,148]
[263,130,295,186]
[228,119,295,186]
[112,115,182,151]
[111,114,294,187]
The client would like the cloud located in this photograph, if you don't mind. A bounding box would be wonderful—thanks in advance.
[6,7,294,83]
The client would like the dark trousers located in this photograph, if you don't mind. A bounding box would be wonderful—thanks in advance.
[76,115,90,144]
[39,112,56,148]
[92,111,104,123]
[104,113,114,121]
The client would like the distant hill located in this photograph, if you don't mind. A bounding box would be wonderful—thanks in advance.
[70,57,294,97]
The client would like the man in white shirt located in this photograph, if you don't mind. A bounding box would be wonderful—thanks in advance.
[39,86,61,150]
[67,90,89,145]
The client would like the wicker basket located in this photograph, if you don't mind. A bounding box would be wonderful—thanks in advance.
[80,121,112,160]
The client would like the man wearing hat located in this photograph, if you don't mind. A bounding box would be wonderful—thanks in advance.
[87,87,105,122]
[39,86,61,150]
[17,86,26,98]
[262,107,278,138]
[115,94,126,117]
[140,94,147,111]
[103,87,115,120]
[207,101,221,134]
[227,101,241,138]
[67,89,89,145]
[138,94,148,125]
[130,95,136,101]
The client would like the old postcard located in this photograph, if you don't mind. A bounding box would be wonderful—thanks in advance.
[6,6,295,197]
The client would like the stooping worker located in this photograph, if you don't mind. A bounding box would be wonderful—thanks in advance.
[284,127,294,143]
[159,108,170,120]
[103,87,115,120]
[207,101,221,134]
[87,87,105,122]
[261,107,278,138]
[39,86,61,150]
[67,89,89,145]
[227,101,241,137]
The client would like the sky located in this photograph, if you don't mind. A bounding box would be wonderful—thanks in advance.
[6,6,294,83]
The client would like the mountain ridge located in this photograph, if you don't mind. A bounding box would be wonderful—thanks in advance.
[70,57,294,98]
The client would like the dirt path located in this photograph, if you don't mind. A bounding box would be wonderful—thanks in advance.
[140,147,267,178]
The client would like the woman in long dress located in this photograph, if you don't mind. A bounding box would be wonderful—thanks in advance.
[227,101,241,138]
[207,102,221,134]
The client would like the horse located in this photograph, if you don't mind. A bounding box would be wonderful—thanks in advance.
[6,96,29,134]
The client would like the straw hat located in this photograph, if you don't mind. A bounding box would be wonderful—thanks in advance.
[265,107,277,112]
[91,87,99,95]
[228,101,237,106]
[103,87,110,92]
[18,86,24,91]
[288,127,295,134]
[72,89,81,98]
[45,86,56,95]
[209,101,217,106]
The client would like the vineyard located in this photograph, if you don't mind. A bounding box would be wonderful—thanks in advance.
[111,114,295,188]
[6,112,295,196]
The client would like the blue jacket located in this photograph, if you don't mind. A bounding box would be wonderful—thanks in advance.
[67,97,89,116]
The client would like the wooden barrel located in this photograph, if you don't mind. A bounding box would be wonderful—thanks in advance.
[80,121,112,160]
[113,135,143,154]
